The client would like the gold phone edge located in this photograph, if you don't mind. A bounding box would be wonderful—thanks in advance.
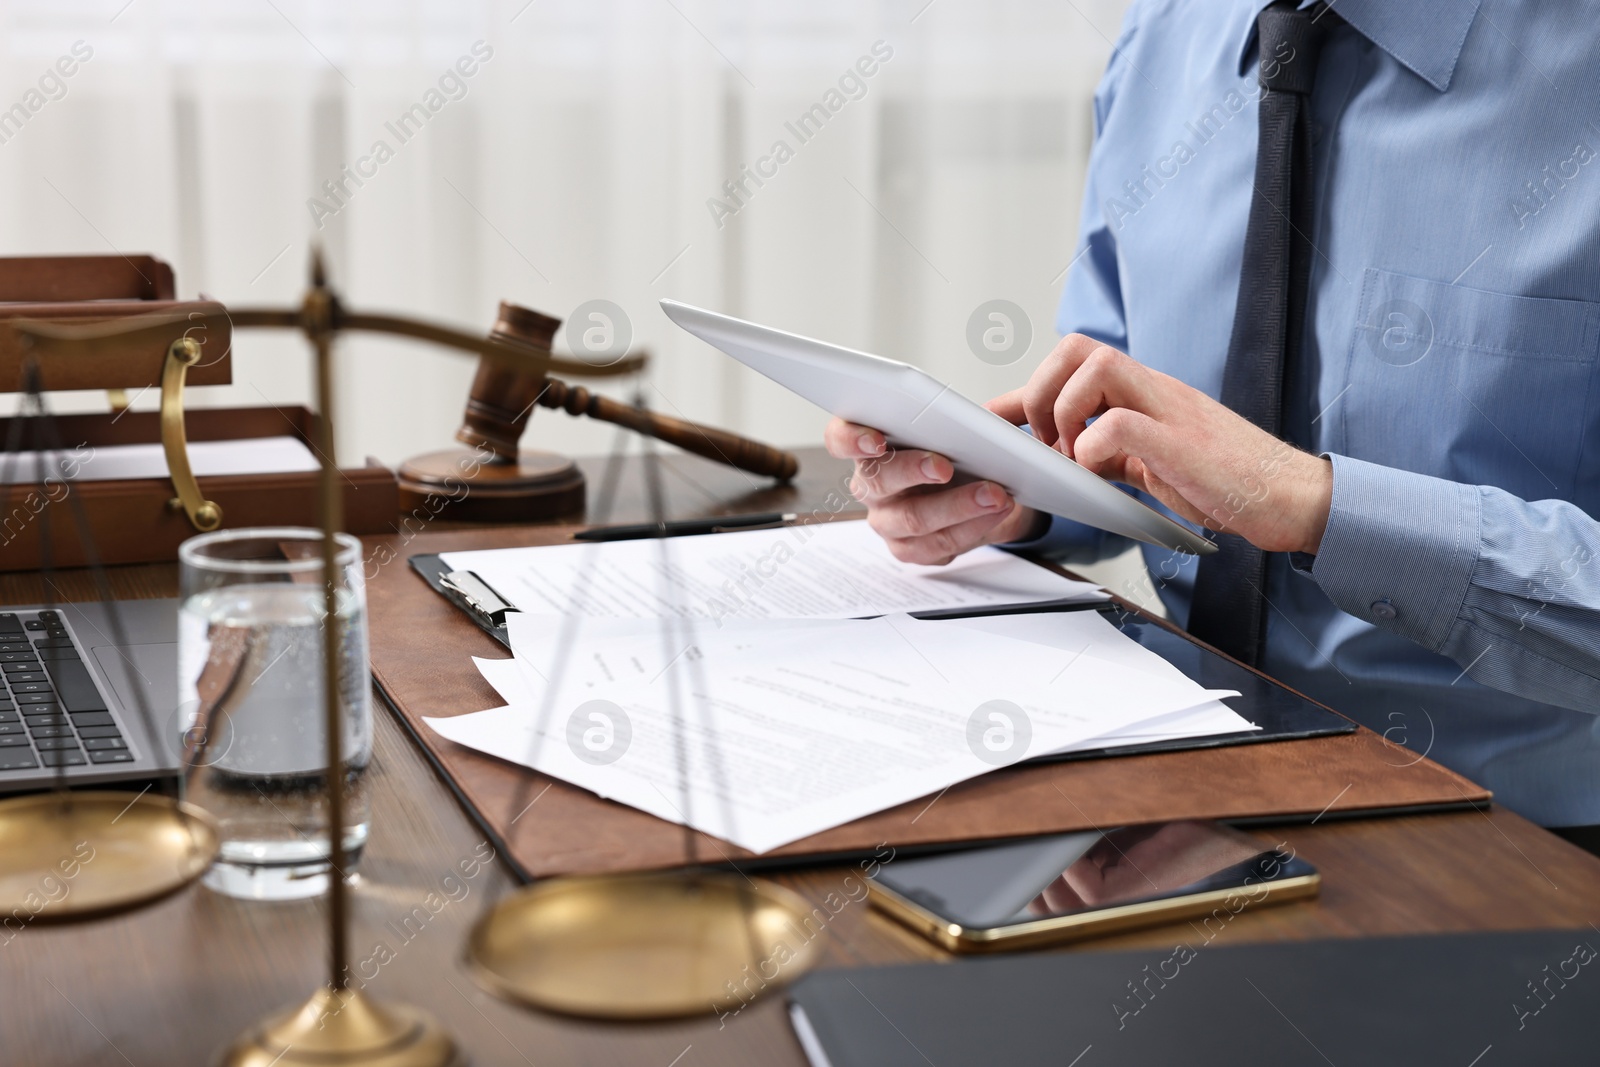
[866,872,1323,954]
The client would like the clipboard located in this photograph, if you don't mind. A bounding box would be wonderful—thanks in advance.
[405,550,1355,763]
[368,521,1488,881]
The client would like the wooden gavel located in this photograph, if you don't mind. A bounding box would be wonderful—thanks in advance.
[397,301,798,521]
[460,302,797,480]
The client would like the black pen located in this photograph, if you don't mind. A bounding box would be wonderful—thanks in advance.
[573,512,798,542]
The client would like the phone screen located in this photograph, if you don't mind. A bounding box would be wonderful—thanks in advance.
[870,821,1314,931]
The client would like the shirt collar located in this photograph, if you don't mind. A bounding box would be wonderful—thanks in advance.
[1236,0,1481,93]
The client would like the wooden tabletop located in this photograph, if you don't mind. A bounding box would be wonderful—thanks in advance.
[3,446,1599,1066]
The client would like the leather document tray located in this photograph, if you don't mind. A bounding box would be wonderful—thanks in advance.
[0,253,397,570]
[366,522,1492,881]
[0,406,398,571]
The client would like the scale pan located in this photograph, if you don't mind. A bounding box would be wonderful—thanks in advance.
[0,791,220,923]
[467,870,824,1019]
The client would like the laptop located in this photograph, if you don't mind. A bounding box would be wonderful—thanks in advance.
[0,601,182,791]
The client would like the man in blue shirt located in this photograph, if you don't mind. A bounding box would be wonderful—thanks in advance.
[826,0,1600,841]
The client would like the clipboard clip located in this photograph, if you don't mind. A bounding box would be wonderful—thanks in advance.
[440,569,521,628]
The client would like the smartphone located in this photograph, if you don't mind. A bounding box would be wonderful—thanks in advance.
[868,820,1319,953]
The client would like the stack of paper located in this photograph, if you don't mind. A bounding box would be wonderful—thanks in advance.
[437,519,1111,623]
[4,436,320,481]
[425,523,1254,852]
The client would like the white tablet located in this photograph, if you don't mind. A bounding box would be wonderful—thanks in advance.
[660,299,1215,555]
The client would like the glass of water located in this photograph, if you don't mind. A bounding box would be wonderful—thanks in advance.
[178,527,372,901]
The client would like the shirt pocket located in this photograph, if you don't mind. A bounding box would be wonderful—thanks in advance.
[1341,268,1600,502]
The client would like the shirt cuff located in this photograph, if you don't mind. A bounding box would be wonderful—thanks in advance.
[1308,454,1481,652]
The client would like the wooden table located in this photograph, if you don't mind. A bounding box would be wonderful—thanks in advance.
[4,447,1599,1066]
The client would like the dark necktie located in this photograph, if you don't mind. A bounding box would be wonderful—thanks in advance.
[1186,1,1333,667]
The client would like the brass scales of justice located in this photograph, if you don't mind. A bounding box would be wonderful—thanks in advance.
[0,253,822,1066]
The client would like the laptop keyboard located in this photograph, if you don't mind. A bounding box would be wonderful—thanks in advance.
[0,610,132,772]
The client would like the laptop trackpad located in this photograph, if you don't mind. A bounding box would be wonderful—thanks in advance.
[91,642,182,761]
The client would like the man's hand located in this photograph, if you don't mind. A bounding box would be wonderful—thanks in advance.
[824,420,1043,565]
[986,334,1333,555]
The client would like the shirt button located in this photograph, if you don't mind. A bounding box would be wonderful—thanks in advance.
[1370,599,1398,621]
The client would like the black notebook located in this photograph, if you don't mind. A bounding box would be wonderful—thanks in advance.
[788,930,1598,1066]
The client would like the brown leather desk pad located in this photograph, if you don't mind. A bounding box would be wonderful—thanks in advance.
[366,523,1492,881]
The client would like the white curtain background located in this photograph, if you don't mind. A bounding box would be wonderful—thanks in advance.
[0,0,1130,468]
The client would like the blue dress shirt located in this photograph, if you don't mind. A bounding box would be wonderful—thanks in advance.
[1016,0,1600,825]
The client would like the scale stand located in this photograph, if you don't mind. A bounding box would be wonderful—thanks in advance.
[215,253,460,1065]
[10,252,814,1046]
[9,252,648,1064]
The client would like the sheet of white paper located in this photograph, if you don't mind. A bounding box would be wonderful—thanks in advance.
[496,599,1251,753]
[472,646,1240,759]
[428,613,1236,853]
[942,610,1258,743]
[500,612,1196,707]
[1046,705,1249,750]
[3,436,320,482]
[500,610,1252,749]
[440,520,1107,624]
[943,610,1188,681]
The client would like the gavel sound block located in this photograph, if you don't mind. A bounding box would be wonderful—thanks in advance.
[396,302,799,522]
